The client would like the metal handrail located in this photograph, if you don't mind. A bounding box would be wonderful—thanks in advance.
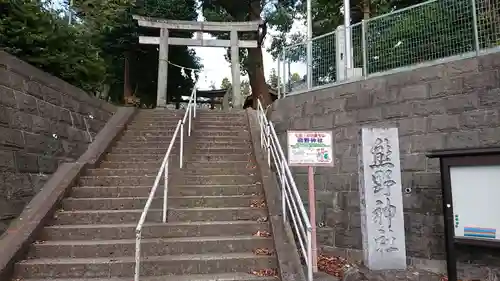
[134,81,198,281]
[256,99,313,281]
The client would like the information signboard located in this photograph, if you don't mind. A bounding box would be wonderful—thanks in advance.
[287,130,334,167]
[450,165,500,241]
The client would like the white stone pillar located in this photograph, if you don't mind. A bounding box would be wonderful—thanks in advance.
[157,28,169,107]
[358,127,407,270]
[230,29,241,109]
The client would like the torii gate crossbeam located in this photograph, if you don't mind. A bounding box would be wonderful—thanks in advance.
[133,15,262,109]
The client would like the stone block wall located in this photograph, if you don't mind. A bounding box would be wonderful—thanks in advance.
[0,51,116,234]
[269,51,500,277]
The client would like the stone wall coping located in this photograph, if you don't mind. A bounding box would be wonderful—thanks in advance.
[78,107,137,167]
[246,108,308,281]
[0,106,137,279]
[0,51,116,113]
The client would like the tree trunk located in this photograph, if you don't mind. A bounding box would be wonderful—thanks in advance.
[247,48,272,109]
[123,54,132,99]
[363,0,371,20]
[247,0,272,109]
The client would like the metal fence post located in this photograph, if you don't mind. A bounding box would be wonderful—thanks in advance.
[361,19,368,77]
[471,0,481,54]
[277,58,281,98]
[282,48,287,97]
[307,39,313,89]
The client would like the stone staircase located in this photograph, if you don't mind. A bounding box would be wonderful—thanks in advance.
[10,109,278,281]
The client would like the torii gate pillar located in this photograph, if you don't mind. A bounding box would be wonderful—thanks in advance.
[157,28,169,107]
[133,16,262,109]
[230,30,241,109]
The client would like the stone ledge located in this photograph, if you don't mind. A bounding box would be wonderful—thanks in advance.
[246,108,308,281]
[0,106,137,279]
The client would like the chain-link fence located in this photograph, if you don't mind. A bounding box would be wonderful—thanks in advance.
[279,0,500,95]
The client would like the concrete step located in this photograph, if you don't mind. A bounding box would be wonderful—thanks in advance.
[14,253,276,278]
[40,221,271,241]
[71,184,262,198]
[119,134,249,143]
[121,130,179,137]
[172,175,259,185]
[50,207,268,225]
[113,140,250,149]
[117,135,184,142]
[113,140,185,149]
[85,167,256,177]
[28,235,273,259]
[78,174,258,186]
[191,136,251,142]
[187,154,254,162]
[18,272,277,281]
[110,147,251,155]
[62,195,263,210]
[126,123,180,129]
[103,153,254,163]
[85,168,159,177]
[122,129,248,137]
[129,123,248,129]
[184,161,256,170]
[97,161,170,169]
[104,154,177,162]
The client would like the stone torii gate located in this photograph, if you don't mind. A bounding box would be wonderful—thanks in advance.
[133,15,262,108]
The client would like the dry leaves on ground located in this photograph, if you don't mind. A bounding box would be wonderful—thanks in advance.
[317,254,350,278]
[253,230,272,237]
[253,248,275,256]
[250,199,266,208]
[257,216,268,222]
[250,268,278,277]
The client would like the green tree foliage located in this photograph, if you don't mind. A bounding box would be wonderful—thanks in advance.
[0,0,201,107]
[71,0,201,106]
[200,0,304,107]
[285,0,499,85]
[0,0,106,93]
[220,77,231,89]
[267,68,282,89]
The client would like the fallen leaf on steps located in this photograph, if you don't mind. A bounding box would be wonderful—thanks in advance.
[250,200,266,208]
[256,216,268,222]
[253,248,275,256]
[250,268,278,277]
[253,230,271,237]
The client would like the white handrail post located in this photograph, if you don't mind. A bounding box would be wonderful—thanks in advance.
[188,106,192,136]
[307,229,313,281]
[266,122,271,167]
[180,123,184,168]
[194,89,197,118]
[134,230,141,281]
[162,160,169,223]
[281,160,287,224]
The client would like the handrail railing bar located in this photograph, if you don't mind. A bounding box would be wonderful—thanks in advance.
[264,120,312,230]
[268,122,312,230]
[135,120,181,231]
[270,140,308,237]
[134,119,182,281]
[284,181,308,240]
[135,76,199,281]
[282,186,308,259]
[256,99,313,281]
[180,124,184,168]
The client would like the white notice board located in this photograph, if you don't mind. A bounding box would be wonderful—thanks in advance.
[287,131,334,167]
[450,165,500,240]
